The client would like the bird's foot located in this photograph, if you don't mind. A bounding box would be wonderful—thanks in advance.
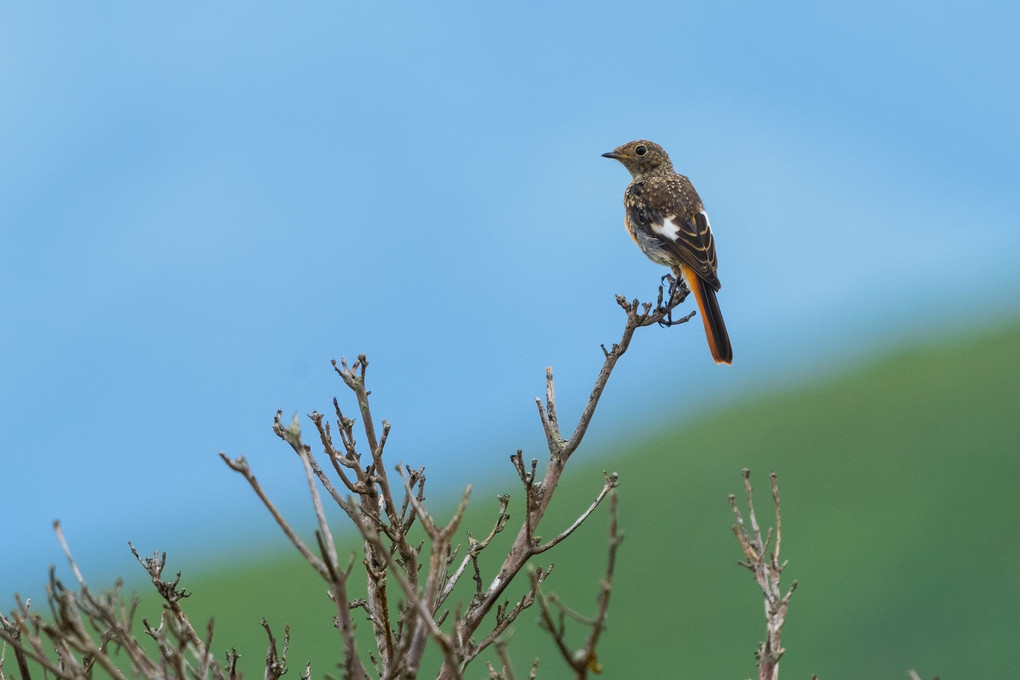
[656,273,691,326]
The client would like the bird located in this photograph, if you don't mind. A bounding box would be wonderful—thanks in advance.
[603,140,732,364]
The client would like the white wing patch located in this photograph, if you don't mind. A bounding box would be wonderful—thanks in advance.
[699,210,711,229]
[652,217,683,242]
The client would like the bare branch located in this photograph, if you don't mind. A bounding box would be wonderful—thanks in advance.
[350,509,463,680]
[534,472,618,554]
[261,619,289,680]
[566,285,692,456]
[219,449,329,579]
[463,566,551,667]
[439,494,511,610]
[730,470,797,680]
[581,491,622,671]
[443,284,692,677]
[528,490,621,679]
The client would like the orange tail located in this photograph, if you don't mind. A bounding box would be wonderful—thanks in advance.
[680,265,732,365]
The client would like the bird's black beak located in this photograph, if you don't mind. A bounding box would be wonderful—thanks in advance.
[601,151,620,159]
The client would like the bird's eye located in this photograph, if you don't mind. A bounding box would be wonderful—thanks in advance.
[635,145,647,155]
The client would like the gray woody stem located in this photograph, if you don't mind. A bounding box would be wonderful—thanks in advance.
[730,470,798,680]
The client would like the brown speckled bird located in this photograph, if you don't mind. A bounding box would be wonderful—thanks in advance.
[603,140,732,364]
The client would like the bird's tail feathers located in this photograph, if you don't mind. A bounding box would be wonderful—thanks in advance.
[680,265,733,365]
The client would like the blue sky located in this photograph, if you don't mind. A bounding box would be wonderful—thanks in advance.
[2,2,1018,594]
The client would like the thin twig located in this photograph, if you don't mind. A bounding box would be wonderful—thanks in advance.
[219,450,329,579]
[533,473,618,554]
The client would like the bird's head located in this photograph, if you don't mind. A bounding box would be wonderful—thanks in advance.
[602,140,673,179]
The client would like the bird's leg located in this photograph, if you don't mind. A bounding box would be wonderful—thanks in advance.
[657,273,679,326]
[655,273,675,306]
[656,274,693,327]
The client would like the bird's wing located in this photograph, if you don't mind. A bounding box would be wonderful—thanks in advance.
[625,176,721,291]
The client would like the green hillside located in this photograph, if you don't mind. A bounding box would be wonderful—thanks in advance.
[168,320,1020,679]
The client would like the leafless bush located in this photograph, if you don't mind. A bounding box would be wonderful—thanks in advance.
[2,284,707,680]
[0,523,268,680]
[216,284,690,680]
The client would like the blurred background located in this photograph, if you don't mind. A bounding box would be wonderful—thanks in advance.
[2,2,1018,677]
